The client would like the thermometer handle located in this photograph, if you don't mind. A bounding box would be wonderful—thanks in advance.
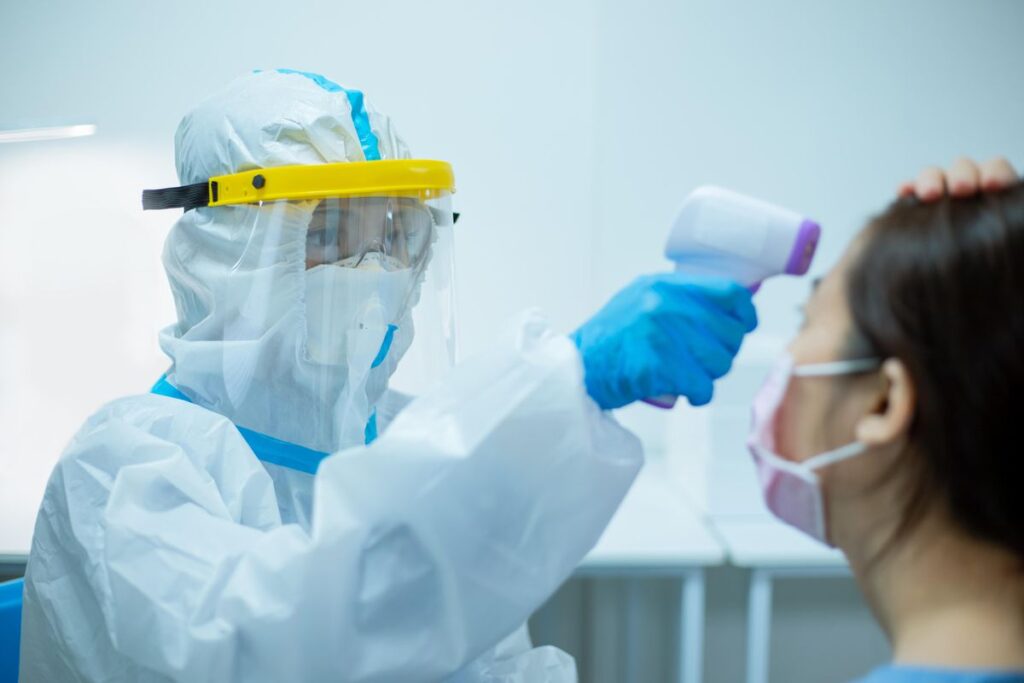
[643,282,761,410]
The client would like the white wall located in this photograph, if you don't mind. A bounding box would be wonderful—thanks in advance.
[3,1,1023,680]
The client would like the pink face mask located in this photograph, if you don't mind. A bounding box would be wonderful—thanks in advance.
[747,353,879,545]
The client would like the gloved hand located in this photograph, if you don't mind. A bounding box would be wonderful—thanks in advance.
[571,273,757,410]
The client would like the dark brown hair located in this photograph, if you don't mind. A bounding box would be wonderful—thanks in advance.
[845,181,1024,561]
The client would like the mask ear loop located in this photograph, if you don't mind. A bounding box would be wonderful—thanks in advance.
[801,440,869,471]
[793,358,880,377]
[789,357,882,471]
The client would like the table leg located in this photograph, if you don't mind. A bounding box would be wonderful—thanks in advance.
[679,568,705,683]
[746,568,774,683]
[624,579,641,679]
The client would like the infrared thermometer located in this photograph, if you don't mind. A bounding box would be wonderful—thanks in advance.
[647,185,821,409]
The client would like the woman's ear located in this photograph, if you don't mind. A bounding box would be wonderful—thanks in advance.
[855,359,915,446]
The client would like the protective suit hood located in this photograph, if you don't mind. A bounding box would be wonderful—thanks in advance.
[160,70,419,452]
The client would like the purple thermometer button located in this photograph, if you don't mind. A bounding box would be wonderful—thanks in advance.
[785,219,821,276]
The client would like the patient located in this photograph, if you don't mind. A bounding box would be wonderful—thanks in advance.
[748,157,1024,682]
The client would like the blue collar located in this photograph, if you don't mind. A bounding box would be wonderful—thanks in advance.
[151,375,378,475]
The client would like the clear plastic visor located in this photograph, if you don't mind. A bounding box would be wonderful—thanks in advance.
[163,189,456,454]
[299,191,457,406]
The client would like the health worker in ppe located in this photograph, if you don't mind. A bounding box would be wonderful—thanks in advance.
[19,69,757,683]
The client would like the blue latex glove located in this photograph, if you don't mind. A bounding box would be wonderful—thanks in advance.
[571,273,758,410]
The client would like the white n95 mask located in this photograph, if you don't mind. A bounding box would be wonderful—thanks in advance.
[304,260,415,367]
[746,353,879,545]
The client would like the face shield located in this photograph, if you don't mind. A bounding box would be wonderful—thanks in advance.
[145,160,457,453]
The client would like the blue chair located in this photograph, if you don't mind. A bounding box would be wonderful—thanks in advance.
[0,578,23,683]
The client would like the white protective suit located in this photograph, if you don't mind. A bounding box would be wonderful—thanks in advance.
[19,71,643,682]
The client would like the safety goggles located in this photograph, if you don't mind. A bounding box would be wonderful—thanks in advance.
[305,195,439,269]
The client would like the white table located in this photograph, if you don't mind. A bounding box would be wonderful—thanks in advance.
[576,460,725,683]
[712,516,850,683]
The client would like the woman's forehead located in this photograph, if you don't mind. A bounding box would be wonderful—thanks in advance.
[813,234,867,300]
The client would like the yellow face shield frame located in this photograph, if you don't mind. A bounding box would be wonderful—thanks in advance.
[142,159,456,211]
